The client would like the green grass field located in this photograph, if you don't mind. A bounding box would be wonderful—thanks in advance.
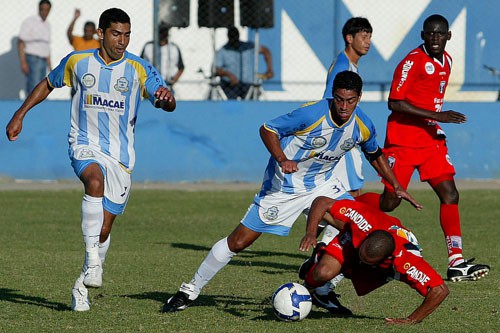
[0,188,498,332]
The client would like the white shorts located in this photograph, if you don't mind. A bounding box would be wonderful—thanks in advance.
[334,147,364,192]
[70,145,132,215]
[241,178,352,236]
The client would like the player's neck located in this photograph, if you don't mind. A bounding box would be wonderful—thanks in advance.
[345,48,361,66]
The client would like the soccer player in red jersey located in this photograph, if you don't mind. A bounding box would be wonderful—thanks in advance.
[299,195,449,324]
[377,14,489,281]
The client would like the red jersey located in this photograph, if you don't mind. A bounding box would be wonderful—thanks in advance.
[329,199,444,296]
[385,45,452,148]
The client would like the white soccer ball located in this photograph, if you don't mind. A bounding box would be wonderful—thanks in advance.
[272,282,312,321]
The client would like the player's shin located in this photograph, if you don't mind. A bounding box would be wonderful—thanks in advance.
[190,237,236,297]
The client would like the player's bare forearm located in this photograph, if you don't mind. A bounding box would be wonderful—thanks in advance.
[385,283,449,325]
[388,100,437,119]
[259,126,297,173]
[6,79,53,141]
[300,197,330,251]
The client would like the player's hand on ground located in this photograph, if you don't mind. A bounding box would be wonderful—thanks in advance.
[6,116,23,141]
[299,234,317,252]
[394,188,423,210]
[279,160,298,174]
[435,110,466,124]
[385,317,417,325]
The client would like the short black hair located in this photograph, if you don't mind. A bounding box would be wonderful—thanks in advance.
[99,8,131,32]
[363,230,395,259]
[84,21,96,29]
[39,0,51,7]
[342,17,372,46]
[332,70,363,95]
[423,14,449,31]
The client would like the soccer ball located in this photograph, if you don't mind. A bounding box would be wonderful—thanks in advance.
[272,282,312,321]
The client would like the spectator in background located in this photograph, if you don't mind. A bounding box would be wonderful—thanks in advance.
[67,9,100,51]
[18,0,52,95]
[141,23,184,94]
[215,26,273,100]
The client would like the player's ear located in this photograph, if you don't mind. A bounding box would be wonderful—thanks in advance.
[97,28,104,40]
[447,31,452,41]
[346,34,354,45]
[420,30,425,40]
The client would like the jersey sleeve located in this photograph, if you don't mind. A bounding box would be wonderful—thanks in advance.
[263,101,324,138]
[47,53,74,89]
[389,51,420,101]
[354,108,380,156]
[127,54,167,104]
[393,250,444,296]
[323,52,350,99]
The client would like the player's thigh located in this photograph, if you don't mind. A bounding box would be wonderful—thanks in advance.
[102,160,132,215]
[382,147,416,191]
[418,144,456,182]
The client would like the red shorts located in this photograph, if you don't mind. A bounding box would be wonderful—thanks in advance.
[382,144,456,190]
[323,236,394,296]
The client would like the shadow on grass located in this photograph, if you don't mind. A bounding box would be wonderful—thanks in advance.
[169,242,306,273]
[124,291,381,321]
[0,288,71,311]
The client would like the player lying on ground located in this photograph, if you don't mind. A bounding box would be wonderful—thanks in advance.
[299,194,449,324]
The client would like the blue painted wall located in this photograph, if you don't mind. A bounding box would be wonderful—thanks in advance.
[0,100,498,182]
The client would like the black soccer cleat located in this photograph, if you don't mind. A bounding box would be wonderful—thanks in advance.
[299,242,327,280]
[311,290,353,316]
[447,258,490,282]
[161,291,192,313]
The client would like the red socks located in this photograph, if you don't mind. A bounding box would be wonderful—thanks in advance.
[440,204,464,266]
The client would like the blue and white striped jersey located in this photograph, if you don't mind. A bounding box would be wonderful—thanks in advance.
[261,99,379,194]
[47,49,165,170]
[323,51,358,99]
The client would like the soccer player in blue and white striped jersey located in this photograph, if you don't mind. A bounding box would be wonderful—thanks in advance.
[6,8,176,312]
[162,71,421,313]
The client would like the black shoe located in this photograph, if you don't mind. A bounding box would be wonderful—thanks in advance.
[447,258,490,282]
[161,291,192,313]
[311,291,353,316]
[299,242,326,280]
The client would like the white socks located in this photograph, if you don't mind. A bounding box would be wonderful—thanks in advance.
[189,237,236,296]
[99,235,110,265]
[81,194,103,265]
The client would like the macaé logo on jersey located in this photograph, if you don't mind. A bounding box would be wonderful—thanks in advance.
[406,266,431,286]
[114,77,130,92]
[84,94,126,113]
[344,208,372,232]
[311,136,327,148]
[340,138,355,151]
[315,152,341,163]
[396,60,414,91]
[82,73,96,88]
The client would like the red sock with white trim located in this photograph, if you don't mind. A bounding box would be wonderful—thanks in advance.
[440,204,464,267]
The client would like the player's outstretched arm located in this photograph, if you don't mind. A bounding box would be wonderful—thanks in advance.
[6,78,53,141]
[154,86,176,112]
[385,283,449,325]
[369,151,422,210]
[300,196,336,252]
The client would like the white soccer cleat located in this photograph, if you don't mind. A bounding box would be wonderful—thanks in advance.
[71,286,90,311]
[83,263,103,288]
